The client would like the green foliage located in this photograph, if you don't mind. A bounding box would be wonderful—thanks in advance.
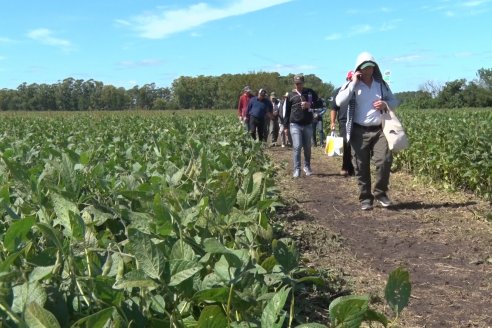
[0,111,329,327]
[329,267,411,328]
[394,108,492,200]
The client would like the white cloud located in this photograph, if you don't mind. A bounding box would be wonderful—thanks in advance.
[379,19,402,32]
[325,33,341,41]
[0,37,14,43]
[27,28,73,52]
[462,0,491,7]
[123,0,293,39]
[348,24,372,37]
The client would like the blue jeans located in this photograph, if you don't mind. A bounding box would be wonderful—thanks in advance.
[290,123,313,170]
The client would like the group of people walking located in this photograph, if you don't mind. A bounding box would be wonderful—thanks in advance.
[237,51,399,210]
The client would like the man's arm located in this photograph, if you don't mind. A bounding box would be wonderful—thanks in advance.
[330,109,337,130]
[335,81,354,107]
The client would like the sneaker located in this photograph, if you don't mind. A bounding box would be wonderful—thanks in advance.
[303,166,313,176]
[293,169,301,178]
[361,199,373,211]
[376,194,392,207]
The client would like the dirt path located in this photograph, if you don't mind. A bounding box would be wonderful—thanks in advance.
[267,145,492,328]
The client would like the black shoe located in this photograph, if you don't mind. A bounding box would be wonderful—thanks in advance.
[361,199,373,211]
[376,194,392,207]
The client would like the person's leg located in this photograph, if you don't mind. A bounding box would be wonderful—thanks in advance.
[290,123,302,174]
[372,130,393,198]
[350,127,373,202]
[318,120,325,147]
[257,118,266,142]
[340,126,354,175]
[311,122,318,147]
[279,123,285,145]
[249,118,257,140]
[263,117,270,142]
[302,124,313,169]
[272,118,279,143]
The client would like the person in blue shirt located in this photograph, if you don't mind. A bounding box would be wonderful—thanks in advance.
[247,88,273,141]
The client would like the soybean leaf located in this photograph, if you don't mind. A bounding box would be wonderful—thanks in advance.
[168,260,202,287]
[197,305,228,328]
[51,192,78,238]
[153,194,174,236]
[113,270,159,290]
[4,216,35,252]
[260,285,290,328]
[127,230,165,280]
[385,267,411,316]
[328,295,369,328]
[71,307,115,328]
[210,172,237,215]
[193,287,229,303]
[272,239,299,273]
[12,281,47,313]
[170,239,195,261]
[24,302,61,328]
[363,309,388,327]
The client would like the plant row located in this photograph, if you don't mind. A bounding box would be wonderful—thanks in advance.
[394,108,492,201]
[0,111,409,327]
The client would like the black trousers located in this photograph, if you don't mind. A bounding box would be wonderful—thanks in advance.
[340,125,354,174]
[249,116,266,141]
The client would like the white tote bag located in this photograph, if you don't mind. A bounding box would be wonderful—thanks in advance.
[381,109,409,152]
[324,131,344,156]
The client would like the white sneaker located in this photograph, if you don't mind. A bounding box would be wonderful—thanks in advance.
[293,169,301,178]
[303,166,313,176]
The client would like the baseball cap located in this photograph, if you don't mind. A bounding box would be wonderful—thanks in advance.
[346,71,354,81]
[293,74,305,84]
[360,61,376,69]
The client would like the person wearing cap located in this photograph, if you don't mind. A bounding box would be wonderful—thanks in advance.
[335,52,399,210]
[330,71,355,177]
[237,86,253,131]
[285,74,319,178]
[247,88,273,142]
[279,92,292,147]
[269,92,281,146]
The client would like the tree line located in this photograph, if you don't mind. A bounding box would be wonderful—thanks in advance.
[1,68,491,111]
[396,68,492,109]
[0,73,334,111]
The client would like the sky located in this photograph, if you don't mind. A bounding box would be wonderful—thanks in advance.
[1,0,491,93]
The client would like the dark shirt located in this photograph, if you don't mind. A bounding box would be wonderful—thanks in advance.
[331,87,348,124]
[285,87,318,125]
[247,96,273,119]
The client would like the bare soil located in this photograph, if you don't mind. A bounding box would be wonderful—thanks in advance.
[267,145,492,328]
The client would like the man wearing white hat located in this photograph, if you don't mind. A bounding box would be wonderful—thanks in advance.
[336,52,399,210]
